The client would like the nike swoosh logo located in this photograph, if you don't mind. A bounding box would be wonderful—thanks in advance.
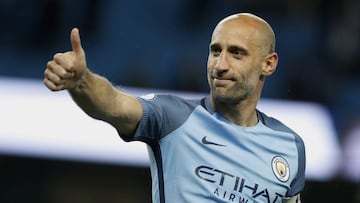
[201,136,226,147]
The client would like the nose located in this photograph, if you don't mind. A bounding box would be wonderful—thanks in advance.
[214,52,229,73]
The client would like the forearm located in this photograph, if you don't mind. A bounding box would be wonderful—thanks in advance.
[67,69,142,137]
[68,69,121,122]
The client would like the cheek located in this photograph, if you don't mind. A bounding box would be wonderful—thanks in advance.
[247,69,262,86]
[207,57,213,67]
[207,58,215,73]
[244,60,262,77]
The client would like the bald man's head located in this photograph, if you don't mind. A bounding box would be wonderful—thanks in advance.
[213,13,276,55]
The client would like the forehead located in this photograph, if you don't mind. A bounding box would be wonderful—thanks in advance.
[210,19,263,50]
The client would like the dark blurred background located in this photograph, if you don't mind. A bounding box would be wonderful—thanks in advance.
[0,0,359,202]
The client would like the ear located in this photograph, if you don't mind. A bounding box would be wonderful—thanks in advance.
[261,52,278,76]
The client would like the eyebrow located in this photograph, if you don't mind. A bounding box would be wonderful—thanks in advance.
[209,43,221,51]
[209,43,249,56]
[228,45,249,56]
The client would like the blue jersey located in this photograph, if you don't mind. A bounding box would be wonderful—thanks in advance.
[125,94,305,203]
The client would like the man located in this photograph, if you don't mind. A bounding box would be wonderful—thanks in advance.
[44,13,305,203]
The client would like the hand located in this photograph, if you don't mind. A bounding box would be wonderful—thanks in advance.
[44,28,87,91]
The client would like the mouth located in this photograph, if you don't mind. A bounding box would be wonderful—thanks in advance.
[213,77,233,86]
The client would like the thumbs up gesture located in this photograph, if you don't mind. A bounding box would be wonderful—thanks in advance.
[44,28,88,91]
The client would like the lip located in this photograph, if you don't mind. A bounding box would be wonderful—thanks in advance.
[213,77,233,86]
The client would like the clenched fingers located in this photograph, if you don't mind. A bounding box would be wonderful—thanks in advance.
[53,52,76,72]
[44,60,75,91]
[43,77,65,91]
[46,61,75,81]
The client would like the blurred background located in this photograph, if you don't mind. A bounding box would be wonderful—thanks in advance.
[0,0,359,202]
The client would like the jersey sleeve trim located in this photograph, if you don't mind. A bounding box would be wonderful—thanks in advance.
[287,135,306,197]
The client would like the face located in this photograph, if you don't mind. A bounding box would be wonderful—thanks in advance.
[207,19,266,104]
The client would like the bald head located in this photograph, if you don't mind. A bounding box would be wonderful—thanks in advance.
[213,13,276,55]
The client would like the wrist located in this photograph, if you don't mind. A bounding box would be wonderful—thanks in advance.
[69,68,91,92]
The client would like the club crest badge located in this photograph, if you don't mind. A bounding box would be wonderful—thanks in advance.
[272,156,290,182]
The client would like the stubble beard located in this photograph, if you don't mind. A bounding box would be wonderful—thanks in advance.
[210,79,254,104]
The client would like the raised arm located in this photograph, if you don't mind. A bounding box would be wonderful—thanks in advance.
[43,28,142,138]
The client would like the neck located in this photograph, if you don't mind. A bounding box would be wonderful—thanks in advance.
[211,98,259,127]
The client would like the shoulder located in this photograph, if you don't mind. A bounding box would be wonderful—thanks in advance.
[258,110,305,146]
[139,94,205,124]
[258,110,305,160]
[139,93,201,108]
[135,94,205,139]
[258,110,296,134]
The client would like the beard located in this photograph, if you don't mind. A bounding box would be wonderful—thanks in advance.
[209,76,257,104]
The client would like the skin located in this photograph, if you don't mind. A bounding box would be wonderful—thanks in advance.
[44,28,143,137]
[44,13,300,202]
[207,13,278,127]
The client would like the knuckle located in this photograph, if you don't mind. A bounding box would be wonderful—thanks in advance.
[47,60,54,67]
[44,69,52,79]
[44,79,55,90]
[46,61,57,72]
[53,76,63,85]
[53,53,62,59]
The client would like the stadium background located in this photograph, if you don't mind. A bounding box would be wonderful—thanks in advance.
[0,1,359,202]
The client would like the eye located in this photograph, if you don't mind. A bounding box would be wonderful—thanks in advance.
[231,51,243,59]
[210,45,221,57]
[229,46,248,59]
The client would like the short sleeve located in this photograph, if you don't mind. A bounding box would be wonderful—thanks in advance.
[287,135,306,196]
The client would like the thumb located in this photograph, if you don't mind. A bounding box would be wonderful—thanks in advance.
[70,28,84,55]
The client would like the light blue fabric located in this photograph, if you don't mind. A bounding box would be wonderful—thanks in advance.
[128,95,305,203]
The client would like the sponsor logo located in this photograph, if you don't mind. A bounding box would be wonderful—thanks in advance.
[271,156,290,182]
[201,136,226,147]
[195,165,284,203]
